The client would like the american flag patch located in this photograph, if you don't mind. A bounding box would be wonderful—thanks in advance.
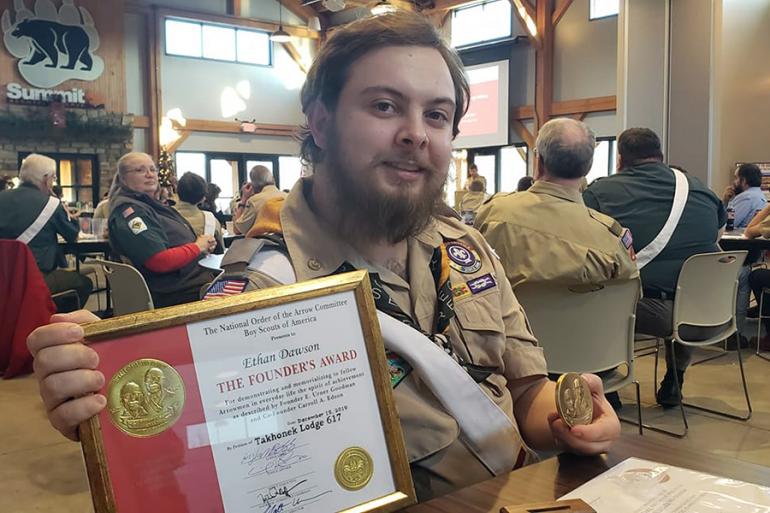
[621,228,634,249]
[122,206,135,218]
[203,278,248,300]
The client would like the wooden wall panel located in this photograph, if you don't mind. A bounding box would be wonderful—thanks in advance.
[0,0,125,112]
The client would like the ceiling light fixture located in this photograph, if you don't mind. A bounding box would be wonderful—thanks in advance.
[270,0,292,43]
[371,0,396,15]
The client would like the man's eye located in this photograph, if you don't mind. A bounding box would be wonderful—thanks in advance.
[374,102,395,113]
[427,111,449,122]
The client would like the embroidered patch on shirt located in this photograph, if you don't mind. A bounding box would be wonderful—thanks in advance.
[128,217,148,235]
[621,228,636,261]
[122,206,135,218]
[203,278,248,300]
[386,351,411,388]
[445,240,482,274]
[467,273,497,294]
[452,283,472,301]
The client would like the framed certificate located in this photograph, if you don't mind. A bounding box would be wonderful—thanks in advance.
[79,270,415,513]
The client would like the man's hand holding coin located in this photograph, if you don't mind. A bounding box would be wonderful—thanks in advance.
[549,373,621,455]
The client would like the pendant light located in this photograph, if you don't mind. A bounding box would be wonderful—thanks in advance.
[270,0,291,43]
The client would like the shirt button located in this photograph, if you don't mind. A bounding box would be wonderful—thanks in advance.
[307,258,321,271]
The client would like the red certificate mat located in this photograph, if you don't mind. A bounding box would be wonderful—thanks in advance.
[90,324,222,513]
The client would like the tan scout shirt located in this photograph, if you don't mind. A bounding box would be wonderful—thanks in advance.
[173,200,224,250]
[234,185,287,235]
[239,179,547,499]
[476,180,638,290]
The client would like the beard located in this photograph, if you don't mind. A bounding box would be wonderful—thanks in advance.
[322,126,448,244]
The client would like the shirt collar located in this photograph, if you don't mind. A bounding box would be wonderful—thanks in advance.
[528,180,584,204]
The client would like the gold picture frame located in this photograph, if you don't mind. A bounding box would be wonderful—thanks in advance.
[79,270,415,513]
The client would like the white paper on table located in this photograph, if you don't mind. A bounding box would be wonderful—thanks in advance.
[560,457,770,513]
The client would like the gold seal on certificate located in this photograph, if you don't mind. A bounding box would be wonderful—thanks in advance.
[335,446,374,491]
[555,372,593,428]
[106,358,185,437]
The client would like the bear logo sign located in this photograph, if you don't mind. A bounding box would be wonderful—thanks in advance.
[2,0,104,88]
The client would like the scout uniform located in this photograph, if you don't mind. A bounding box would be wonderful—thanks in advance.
[108,188,216,308]
[583,162,725,300]
[173,200,225,253]
[233,184,287,235]
[210,178,548,500]
[0,182,91,306]
[475,181,639,289]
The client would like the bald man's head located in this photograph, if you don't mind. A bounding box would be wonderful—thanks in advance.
[535,118,596,179]
[249,165,275,193]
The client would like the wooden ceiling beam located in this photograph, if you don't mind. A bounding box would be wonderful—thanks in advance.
[280,41,309,74]
[510,96,617,120]
[281,0,320,23]
[511,119,535,148]
[551,0,573,25]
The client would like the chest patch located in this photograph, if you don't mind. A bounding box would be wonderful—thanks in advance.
[467,273,497,294]
[128,217,148,235]
[451,282,472,301]
[445,240,482,274]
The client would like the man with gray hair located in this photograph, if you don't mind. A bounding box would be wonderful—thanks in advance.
[232,165,286,235]
[0,154,92,309]
[476,118,638,289]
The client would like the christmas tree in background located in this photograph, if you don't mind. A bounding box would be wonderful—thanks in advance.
[157,148,175,187]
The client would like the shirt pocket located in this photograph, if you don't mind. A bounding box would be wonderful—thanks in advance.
[452,291,507,371]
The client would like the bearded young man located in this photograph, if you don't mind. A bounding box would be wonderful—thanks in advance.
[27,12,619,501]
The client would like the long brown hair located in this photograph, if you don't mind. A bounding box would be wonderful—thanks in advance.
[298,11,469,167]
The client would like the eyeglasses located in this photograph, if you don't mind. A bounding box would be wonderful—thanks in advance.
[128,165,158,174]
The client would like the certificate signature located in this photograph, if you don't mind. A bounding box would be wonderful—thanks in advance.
[241,438,312,477]
[252,471,333,513]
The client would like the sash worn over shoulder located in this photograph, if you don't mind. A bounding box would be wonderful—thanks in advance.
[635,167,689,269]
[219,197,520,475]
[17,196,59,244]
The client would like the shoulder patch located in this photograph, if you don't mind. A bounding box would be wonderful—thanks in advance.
[620,228,636,261]
[128,216,148,235]
[122,206,135,218]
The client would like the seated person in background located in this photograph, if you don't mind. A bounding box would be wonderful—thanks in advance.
[458,179,486,224]
[583,128,726,407]
[722,163,766,228]
[232,165,286,235]
[0,154,92,309]
[0,174,14,190]
[174,172,224,254]
[477,118,638,290]
[27,12,620,502]
[517,176,534,192]
[200,183,227,226]
[92,191,110,220]
[464,163,487,191]
[107,152,217,308]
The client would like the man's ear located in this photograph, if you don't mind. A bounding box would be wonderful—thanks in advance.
[306,100,331,150]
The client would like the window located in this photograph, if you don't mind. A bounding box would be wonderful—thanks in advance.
[202,25,236,61]
[499,145,529,192]
[451,0,512,48]
[175,152,303,214]
[590,0,619,20]
[165,18,271,66]
[18,153,99,208]
[278,156,303,191]
[586,138,617,186]
[473,154,497,194]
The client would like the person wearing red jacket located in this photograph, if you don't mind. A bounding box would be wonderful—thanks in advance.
[107,152,217,307]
